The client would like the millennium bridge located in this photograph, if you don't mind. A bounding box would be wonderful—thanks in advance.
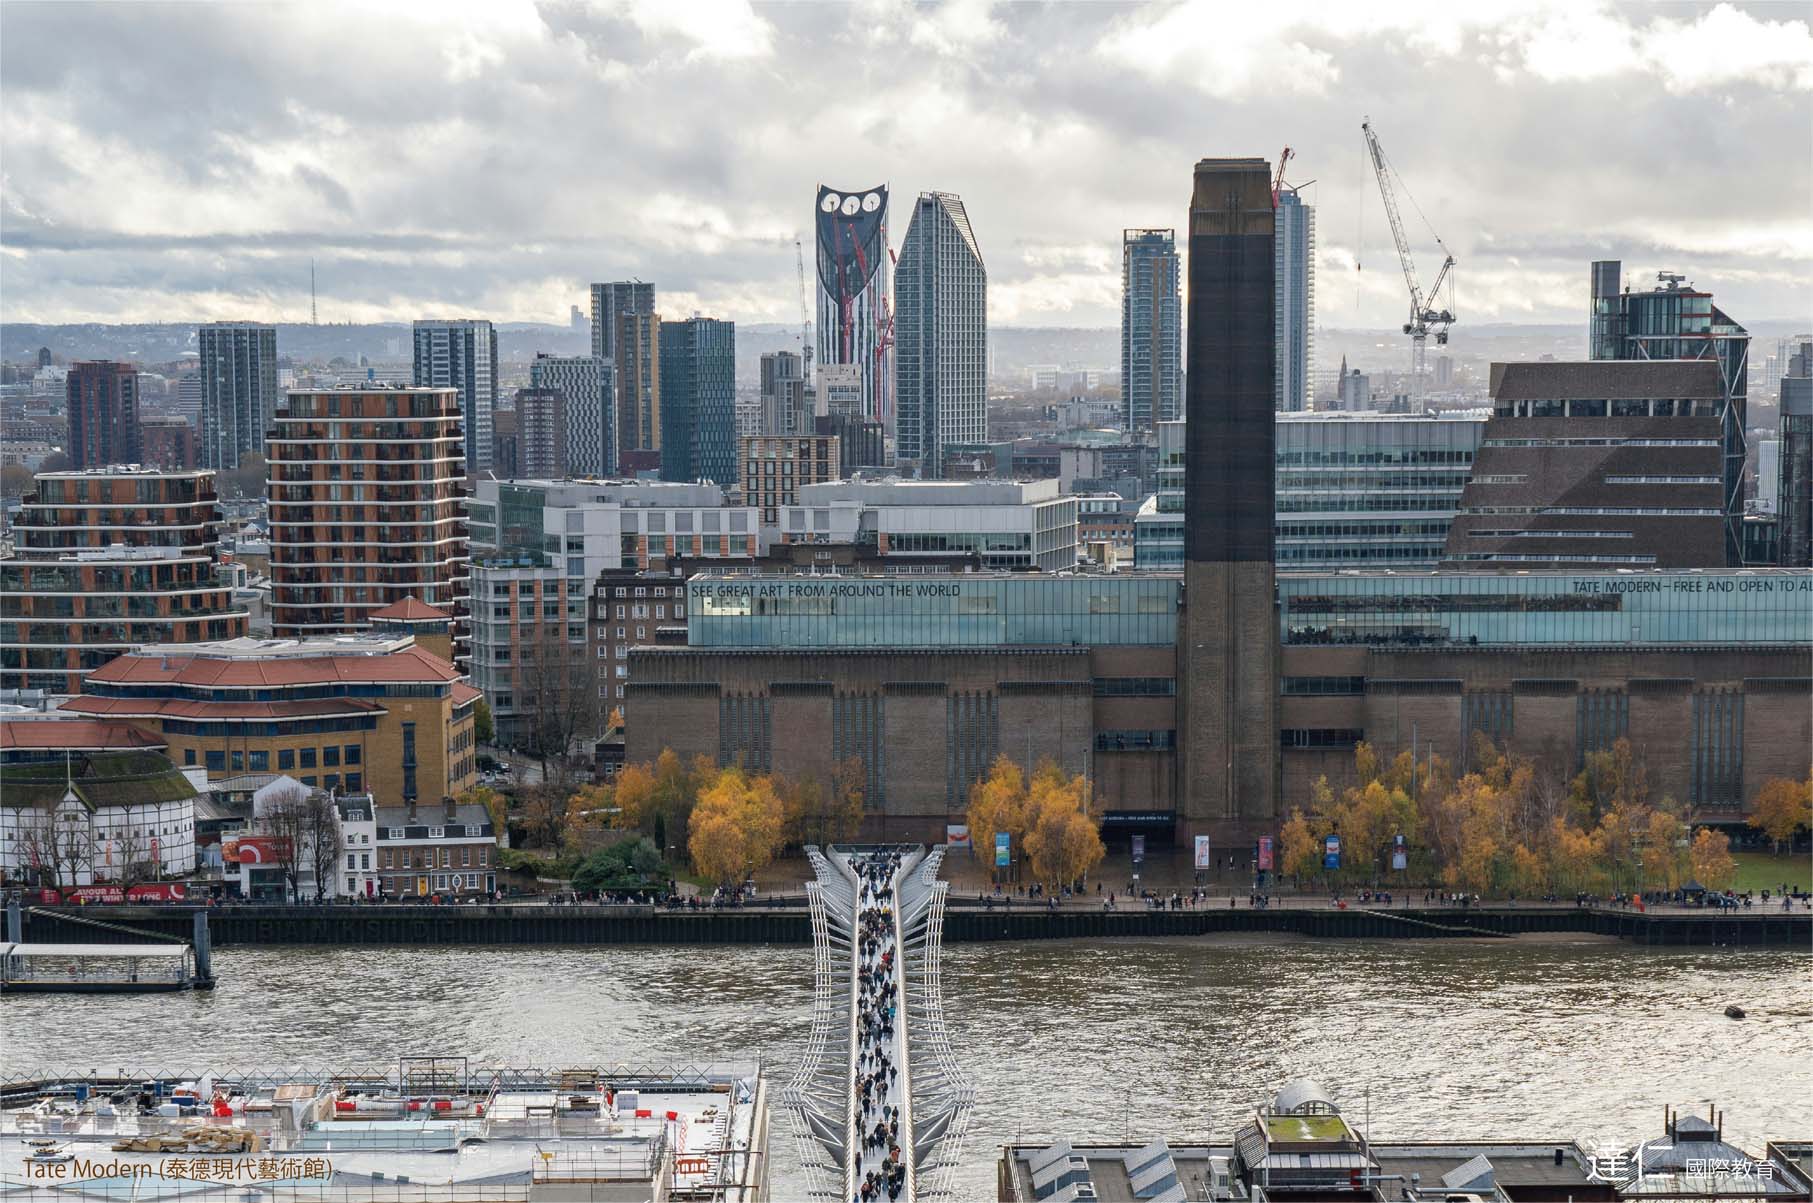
[782,845,974,1201]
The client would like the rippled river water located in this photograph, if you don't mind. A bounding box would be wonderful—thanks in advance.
[4,936,1807,1199]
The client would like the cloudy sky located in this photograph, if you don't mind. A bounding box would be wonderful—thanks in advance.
[2,0,1809,330]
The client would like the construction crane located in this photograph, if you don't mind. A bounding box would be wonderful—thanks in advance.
[1271,146,1294,207]
[1361,117,1454,406]
[794,237,814,378]
[875,248,896,387]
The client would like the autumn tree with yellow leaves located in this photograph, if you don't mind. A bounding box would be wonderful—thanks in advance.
[1283,736,1727,898]
[587,749,713,860]
[1688,827,1738,891]
[561,782,622,854]
[687,764,788,886]
[613,762,657,833]
[963,756,1103,887]
[1278,807,1322,881]
[458,785,511,847]
[581,749,874,876]
[1021,762,1105,892]
[1749,776,1812,854]
[965,756,1030,879]
[1291,746,1423,887]
[1547,817,1607,894]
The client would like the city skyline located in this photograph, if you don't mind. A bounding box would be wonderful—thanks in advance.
[1,1,1808,331]
[0,4,1806,1190]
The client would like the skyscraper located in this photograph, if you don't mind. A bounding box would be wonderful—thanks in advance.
[512,387,568,479]
[659,317,737,487]
[1179,157,1277,845]
[590,281,654,363]
[413,319,498,475]
[816,184,891,422]
[492,403,520,479]
[1780,345,1813,568]
[197,321,277,471]
[66,361,141,469]
[267,386,468,644]
[1274,189,1315,412]
[529,354,613,477]
[139,414,196,471]
[1589,261,1748,563]
[173,371,203,425]
[617,312,662,461]
[1121,230,1182,431]
[756,350,800,434]
[894,191,986,477]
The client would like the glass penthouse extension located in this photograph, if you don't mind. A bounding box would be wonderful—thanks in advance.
[689,574,1180,648]
[1279,570,1813,647]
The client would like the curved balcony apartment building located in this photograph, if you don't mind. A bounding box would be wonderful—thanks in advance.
[0,466,248,696]
[267,386,470,645]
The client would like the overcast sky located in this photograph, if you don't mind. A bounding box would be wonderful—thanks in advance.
[2,0,1809,330]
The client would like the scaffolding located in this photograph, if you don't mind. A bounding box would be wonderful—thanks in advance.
[1,1061,765,1203]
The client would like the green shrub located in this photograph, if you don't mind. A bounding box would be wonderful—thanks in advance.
[573,837,668,893]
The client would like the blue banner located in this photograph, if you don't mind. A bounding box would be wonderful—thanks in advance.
[995,831,1010,868]
[1323,833,1342,870]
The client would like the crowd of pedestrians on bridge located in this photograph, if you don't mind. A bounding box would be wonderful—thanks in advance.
[852,850,908,1203]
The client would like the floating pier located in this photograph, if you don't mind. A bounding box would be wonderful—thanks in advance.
[2,898,213,992]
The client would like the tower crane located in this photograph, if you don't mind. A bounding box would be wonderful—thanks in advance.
[795,237,814,379]
[1361,117,1454,407]
[1272,146,1294,207]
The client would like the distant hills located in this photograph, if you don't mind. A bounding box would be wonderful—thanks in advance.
[0,321,1131,380]
[4,318,1803,384]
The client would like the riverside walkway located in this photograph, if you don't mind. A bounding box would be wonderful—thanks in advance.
[18,897,1808,947]
[782,846,973,1202]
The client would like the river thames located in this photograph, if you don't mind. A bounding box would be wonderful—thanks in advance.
[4,935,1807,1199]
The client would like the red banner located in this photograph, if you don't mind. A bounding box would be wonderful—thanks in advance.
[222,836,290,864]
[127,882,189,902]
[1257,836,1274,871]
[35,883,191,905]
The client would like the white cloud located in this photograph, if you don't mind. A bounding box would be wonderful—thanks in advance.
[1498,1,1813,92]
[908,0,1006,55]
[608,0,775,62]
[989,271,1120,324]
[1507,5,1640,83]
[637,193,793,255]
[0,0,1806,327]
[854,0,1007,55]
[1638,3,1813,93]
[1018,243,1116,274]
[1095,4,1340,99]
[1093,0,1588,98]
[1101,0,1813,98]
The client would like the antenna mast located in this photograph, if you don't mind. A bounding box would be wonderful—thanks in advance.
[310,259,318,326]
[795,238,813,379]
